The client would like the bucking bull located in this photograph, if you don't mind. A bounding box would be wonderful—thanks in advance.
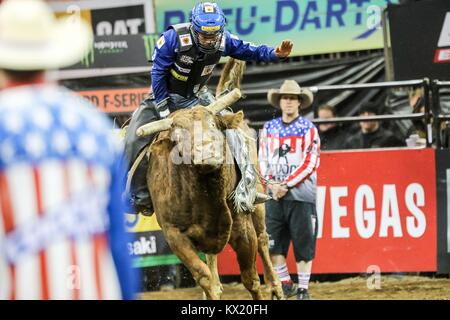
[135,59,283,300]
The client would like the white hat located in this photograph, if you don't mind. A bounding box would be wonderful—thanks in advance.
[0,0,93,70]
[267,80,314,109]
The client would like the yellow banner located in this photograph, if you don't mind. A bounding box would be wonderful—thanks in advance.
[125,213,161,233]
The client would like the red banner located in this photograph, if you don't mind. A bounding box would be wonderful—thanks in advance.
[78,87,148,113]
[218,148,437,274]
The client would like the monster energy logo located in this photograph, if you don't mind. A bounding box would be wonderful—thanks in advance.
[143,34,159,61]
[78,34,159,68]
[80,40,129,67]
[80,42,95,67]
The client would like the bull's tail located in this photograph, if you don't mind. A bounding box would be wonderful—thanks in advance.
[215,58,246,98]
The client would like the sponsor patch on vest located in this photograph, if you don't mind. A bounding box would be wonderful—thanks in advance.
[170,69,188,82]
[179,55,194,65]
[174,63,191,74]
[156,35,165,49]
[201,64,216,76]
[179,34,192,47]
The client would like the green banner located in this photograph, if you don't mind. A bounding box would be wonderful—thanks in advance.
[133,253,206,268]
[154,0,399,56]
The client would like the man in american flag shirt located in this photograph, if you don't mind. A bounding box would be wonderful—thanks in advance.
[0,0,137,299]
[259,80,320,300]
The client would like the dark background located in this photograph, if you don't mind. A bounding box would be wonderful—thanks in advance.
[388,0,450,80]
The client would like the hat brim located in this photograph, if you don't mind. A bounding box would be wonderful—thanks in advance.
[0,17,92,70]
[267,88,314,109]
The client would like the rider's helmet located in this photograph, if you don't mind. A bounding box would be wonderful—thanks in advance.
[190,2,226,54]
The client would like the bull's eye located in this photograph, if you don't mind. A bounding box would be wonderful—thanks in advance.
[209,120,216,128]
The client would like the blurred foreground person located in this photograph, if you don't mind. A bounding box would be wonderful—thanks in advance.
[0,0,137,299]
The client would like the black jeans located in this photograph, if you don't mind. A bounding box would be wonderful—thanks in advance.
[124,97,159,209]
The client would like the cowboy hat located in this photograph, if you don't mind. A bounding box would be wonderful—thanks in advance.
[0,0,93,70]
[267,80,314,109]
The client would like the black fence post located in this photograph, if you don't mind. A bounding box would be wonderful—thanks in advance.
[422,78,432,148]
[431,80,442,149]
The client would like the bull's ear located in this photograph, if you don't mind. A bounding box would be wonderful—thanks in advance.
[150,138,174,155]
[219,111,244,130]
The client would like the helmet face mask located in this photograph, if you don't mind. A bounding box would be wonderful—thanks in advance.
[190,2,226,54]
[190,26,223,53]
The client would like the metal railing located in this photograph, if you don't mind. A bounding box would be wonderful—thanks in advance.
[303,79,432,147]
[432,80,450,149]
[109,77,450,150]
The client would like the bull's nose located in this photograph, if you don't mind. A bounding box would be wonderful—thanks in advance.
[193,142,223,166]
[195,142,220,155]
[202,157,223,166]
[193,157,223,168]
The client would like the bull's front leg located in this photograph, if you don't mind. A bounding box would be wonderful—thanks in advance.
[229,215,263,300]
[252,204,284,300]
[163,226,218,300]
[204,254,223,300]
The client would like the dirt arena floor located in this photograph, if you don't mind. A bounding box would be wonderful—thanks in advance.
[140,275,450,300]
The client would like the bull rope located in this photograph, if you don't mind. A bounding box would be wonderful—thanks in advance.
[125,145,150,196]
[234,127,277,188]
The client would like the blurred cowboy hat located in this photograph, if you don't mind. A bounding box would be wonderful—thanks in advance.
[0,0,93,70]
[267,80,313,109]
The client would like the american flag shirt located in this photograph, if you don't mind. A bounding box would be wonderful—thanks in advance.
[259,116,320,204]
[0,85,136,300]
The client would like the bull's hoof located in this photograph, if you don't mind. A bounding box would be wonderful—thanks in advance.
[271,289,285,300]
[271,292,287,300]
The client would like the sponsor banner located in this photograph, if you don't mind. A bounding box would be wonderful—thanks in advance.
[218,149,437,274]
[435,149,450,274]
[64,34,158,70]
[78,87,148,113]
[48,1,158,71]
[125,212,160,233]
[48,0,156,36]
[388,0,450,80]
[125,213,181,267]
[124,213,205,268]
[128,232,181,267]
[155,0,398,57]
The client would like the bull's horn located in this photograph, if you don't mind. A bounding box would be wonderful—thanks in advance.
[136,118,173,137]
[206,88,242,115]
